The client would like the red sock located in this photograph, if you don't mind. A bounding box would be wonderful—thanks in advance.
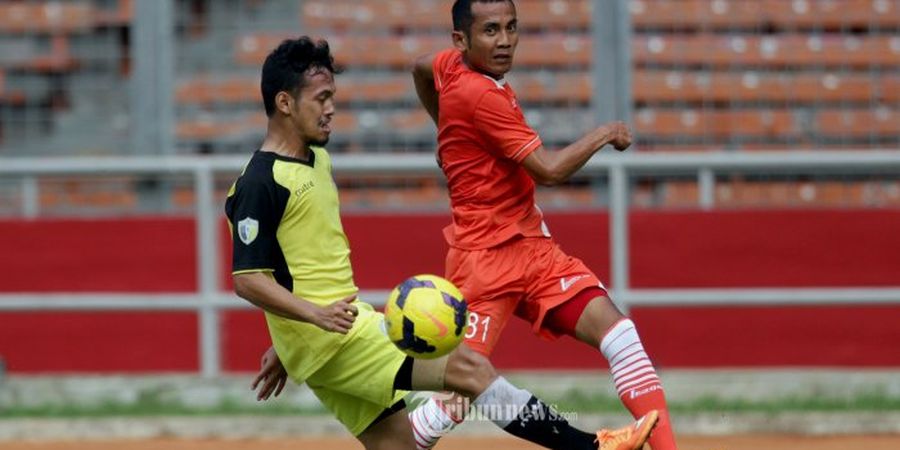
[601,319,678,450]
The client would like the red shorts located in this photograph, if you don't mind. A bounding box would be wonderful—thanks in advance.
[445,236,607,356]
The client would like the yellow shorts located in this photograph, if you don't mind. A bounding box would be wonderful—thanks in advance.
[304,303,409,436]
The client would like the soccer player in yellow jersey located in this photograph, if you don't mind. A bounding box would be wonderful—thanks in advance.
[228,36,657,450]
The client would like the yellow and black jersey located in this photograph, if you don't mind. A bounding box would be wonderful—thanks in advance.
[225,148,357,303]
[225,148,360,382]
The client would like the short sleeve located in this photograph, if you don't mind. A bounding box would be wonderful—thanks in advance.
[227,177,281,274]
[432,48,460,93]
[472,89,542,162]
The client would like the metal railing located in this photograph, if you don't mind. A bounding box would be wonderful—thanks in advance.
[2,150,900,376]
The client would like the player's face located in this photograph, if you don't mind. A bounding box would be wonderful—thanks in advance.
[290,69,336,147]
[456,1,518,78]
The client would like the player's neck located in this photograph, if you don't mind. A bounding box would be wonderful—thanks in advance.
[262,121,312,160]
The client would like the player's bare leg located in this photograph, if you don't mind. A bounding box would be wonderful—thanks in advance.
[569,294,678,450]
[358,406,417,450]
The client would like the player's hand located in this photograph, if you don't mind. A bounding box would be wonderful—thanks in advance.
[313,295,359,334]
[605,121,632,151]
[251,346,287,401]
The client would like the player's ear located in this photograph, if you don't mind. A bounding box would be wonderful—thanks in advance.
[275,91,293,116]
[451,30,468,52]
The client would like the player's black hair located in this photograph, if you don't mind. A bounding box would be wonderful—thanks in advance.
[452,0,515,38]
[261,36,340,117]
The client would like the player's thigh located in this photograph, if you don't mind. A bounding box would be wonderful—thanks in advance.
[446,244,528,356]
[463,293,520,356]
[306,307,408,436]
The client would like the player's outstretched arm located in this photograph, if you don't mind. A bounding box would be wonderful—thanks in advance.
[411,53,439,125]
[521,121,632,186]
[233,272,358,333]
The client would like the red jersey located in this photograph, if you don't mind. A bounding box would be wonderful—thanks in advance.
[433,48,549,250]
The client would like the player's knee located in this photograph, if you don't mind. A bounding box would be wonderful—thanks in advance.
[444,345,497,398]
[575,296,626,347]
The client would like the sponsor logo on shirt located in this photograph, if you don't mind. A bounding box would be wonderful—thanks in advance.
[295,180,314,196]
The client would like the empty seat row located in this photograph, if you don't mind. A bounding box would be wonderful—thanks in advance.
[634,34,900,68]
[632,0,900,29]
[235,33,592,68]
[301,0,592,31]
[661,179,900,208]
[636,107,899,138]
[176,71,899,106]
[176,106,899,143]
[298,0,900,31]
[235,32,900,69]
[0,0,131,33]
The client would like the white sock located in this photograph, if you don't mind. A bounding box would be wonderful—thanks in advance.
[471,376,532,428]
[600,319,662,398]
[408,395,463,450]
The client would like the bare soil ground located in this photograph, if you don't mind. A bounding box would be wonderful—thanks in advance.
[4,435,900,450]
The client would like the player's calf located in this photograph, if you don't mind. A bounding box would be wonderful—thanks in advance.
[405,345,599,450]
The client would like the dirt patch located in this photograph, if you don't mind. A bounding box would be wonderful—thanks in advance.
[3,435,900,450]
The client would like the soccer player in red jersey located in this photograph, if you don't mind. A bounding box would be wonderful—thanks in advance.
[408,1,678,449]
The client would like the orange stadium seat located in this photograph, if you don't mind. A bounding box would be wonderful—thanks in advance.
[635,108,799,138]
[337,76,413,103]
[177,112,360,141]
[815,108,900,138]
[301,0,591,31]
[175,76,259,105]
[235,33,449,68]
[884,76,900,102]
[633,34,900,68]
[515,0,591,29]
[93,0,133,27]
[510,72,592,103]
[631,0,899,29]
[515,33,592,67]
[387,110,433,133]
[630,0,766,29]
[237,32,595,69]
[633,71,888,103]
[17,35,77,73]
[0,2,94,33]
[763,0,900,29]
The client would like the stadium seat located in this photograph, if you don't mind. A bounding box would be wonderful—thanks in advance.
[815,108,900,138]
[510,72,592,103]
[633,34,900,68]
[16,35,77,73]
[633,71,889,104]
[175,76,259,105]
[93,0,133,27]
[631,0,899,30]
[763,0,900,29]
[515,33,592,67]
[630,0,766,29]
[0,2,94,33]
[634,108,799,138]
[301,0,591,31]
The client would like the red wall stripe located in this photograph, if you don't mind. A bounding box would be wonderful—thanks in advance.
[1,210,898,372]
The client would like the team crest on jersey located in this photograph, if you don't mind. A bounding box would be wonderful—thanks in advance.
[237,217,259,245]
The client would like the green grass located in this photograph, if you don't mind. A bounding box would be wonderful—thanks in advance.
[553,388,900,414]
[3,389,899,418]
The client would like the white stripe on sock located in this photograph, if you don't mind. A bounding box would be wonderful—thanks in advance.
[600,319,663,398]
